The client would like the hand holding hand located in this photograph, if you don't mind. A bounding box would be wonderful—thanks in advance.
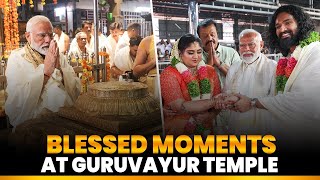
[224,95,239,109]
[233,94,252,112]
[212,93,228,109]
[163,106,178,117]
[192,111,215,125]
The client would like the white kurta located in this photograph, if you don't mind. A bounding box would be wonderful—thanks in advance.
[68,42,92,58]
[99,34,111,50]
[98,34,112,64]
[53,32,69,53]
[114,46,133,72]
[259,42,320,146]
[115,31,130,54]
[5,48,81,127]
[106,35,117,65]
[69,34,94,55]
[224,54,277,135]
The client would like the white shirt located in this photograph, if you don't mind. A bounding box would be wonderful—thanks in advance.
[5,48,81,127]
[114,46,133,72]
[70,34,94,55]
[259,42,320,147]
[115,31,130,53]
[224,54,277,135]
[106,35,118,65]
[53,31,69,53]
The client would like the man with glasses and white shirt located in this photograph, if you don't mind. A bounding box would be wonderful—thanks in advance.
[222,29,276,135]
[5,15,81,128]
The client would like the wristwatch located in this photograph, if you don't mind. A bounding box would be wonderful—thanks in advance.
[250,98,258,108]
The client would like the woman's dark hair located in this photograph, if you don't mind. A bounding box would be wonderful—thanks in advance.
[178,33,202,53]
[269,5,315,53]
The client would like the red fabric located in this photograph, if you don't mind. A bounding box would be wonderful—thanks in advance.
[160,65,221,106]
[160,65,221,135]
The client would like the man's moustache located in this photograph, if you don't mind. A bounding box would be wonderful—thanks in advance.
[279,30,293,39]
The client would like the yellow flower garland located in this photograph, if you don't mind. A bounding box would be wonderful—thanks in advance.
[81,58,94,93]
[99,51,110,81]
[30,0,34,8]
[0,0,4,8]
[1,0,19,56]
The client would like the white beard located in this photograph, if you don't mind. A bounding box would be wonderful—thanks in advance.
[241,51,260,64]
[30,39,49,55]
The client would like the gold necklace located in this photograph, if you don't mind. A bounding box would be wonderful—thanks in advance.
[189,67,197,76]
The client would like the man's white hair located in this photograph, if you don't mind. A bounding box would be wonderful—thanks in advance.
[26,15,52,32]
[75,32,87,39]
[238,29,262,42]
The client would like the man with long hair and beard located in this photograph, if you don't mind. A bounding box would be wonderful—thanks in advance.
[269,5,315,57]
[222,5,320,150]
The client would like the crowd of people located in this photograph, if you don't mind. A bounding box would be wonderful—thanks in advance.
[156,39,173,61]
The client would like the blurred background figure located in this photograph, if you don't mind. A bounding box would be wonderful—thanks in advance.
[112,36,142,78]
[53,24,70,55]
[115,22,141,53]
[107,22,123,64]
[68,32,91,58]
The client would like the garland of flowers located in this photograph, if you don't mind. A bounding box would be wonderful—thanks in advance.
[1,0,19,56]
[171,55,212,136]
[30,0,34,8]
[12,0,19,49]
[99,51,110,81]
[276,31,320,93]
[3,0,10,55]
[0,1,4,8]
[171,56,211,100]
[81,58,94,93]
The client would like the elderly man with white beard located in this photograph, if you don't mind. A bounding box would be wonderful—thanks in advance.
[5,15,81,128]
[222,29,277,135]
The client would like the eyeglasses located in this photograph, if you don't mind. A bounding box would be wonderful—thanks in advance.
[239,42,256,49]
[79,37,87,41]
[30,32,54,40]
